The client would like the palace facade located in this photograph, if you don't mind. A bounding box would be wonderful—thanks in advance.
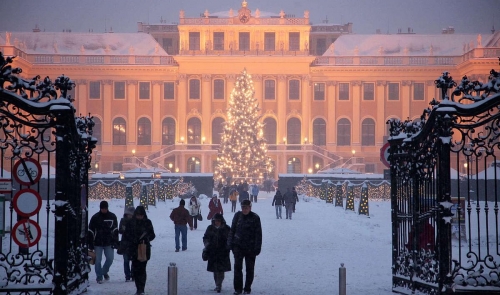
[1,0,499,180]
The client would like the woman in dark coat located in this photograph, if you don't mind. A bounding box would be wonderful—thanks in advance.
[203,213,231,293]
[122,206,156,295]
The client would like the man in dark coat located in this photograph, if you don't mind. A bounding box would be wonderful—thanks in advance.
[169,199,193,251]
[87,200,119,283]
[203,213,231,293]
[227,200,262,295]
[283,187,295,220]
[122,206,155,295]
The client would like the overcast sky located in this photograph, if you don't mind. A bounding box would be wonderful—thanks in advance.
[0,0,497,35]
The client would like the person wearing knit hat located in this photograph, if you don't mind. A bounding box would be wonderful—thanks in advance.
[118,206,136,281]
[203,212,231,293]
[87,200,119,284]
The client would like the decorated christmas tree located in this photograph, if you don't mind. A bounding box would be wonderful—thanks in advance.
[125,183,134,209]
[215,69,273,183]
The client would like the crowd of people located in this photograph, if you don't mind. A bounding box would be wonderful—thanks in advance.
[88,181,284,295]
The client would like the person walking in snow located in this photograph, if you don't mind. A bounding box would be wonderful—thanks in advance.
[283,187,295,220]
[188,195,201,230]
[118,206,135,281]
[229,188,239,212]
[208,194,224,220]
[169,199,194,252]
[87,200,119,284]
[250,183,259,203]
[227,200,262,295]
[122,206,156,295]
[271,190,284,219]
[292,186,299,213]
[203,213,231,293]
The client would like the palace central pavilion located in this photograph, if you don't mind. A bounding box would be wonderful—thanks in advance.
[1,0,499,179]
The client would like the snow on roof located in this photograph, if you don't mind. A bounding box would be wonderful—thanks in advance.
[5,32,168,56]
[325,34,494,57]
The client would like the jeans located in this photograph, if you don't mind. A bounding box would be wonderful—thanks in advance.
[275,205,282,218]
[233,247,256,293]
[285,203,294,219]
[94,245,114,280]
[174,224,188,250]
[191,216,198,229]
[123,253,132,279]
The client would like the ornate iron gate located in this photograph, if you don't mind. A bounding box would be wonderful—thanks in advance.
[389,65,500,294]
[0,53,96,294]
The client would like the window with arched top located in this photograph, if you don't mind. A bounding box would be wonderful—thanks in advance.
[112,117,126,145]
[187,117,202,144]
[187,156,201,173]
[93,117,102,145]
[313,118,326,146]
[287,157,301,173]
[337,118,351,146]
[137,117,151,145]
[287,118,301,145]
[361,118,375,146]
[162,117,176,145]
[263,118,277,145]
[212,117,225,144]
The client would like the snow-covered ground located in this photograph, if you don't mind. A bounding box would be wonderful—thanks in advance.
[85,191,394,295]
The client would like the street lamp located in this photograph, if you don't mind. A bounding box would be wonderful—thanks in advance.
[283,137,287,144]
[202,137,206,144]
[180,136,185,144]
[315,163,320,170]
[308,168,313,173]
[132,149,136,157]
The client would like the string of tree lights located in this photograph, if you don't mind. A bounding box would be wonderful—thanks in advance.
[358,183,369,216]
[345,184,355,211]
[335,182,343,207]
[88,178,195,201]
[215,69,273,184]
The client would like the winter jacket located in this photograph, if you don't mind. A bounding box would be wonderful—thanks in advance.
[238,190,250,203]
[118,215,133,254]
[203,217,231,273]
[229,190,238,201]
[227,211,262,256]
[251,185,259,196]
[87,210,119,249]
[188,199,201,216]
[283,190,298,205]
[122,211,156,261]
[272,192,284,206]
[170,205,193,227]
[207,198,223,220]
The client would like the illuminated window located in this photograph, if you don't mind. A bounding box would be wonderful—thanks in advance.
[93,117,102,145]
[187,117,201,144]
[113,117,126,145]
[287,118,301,146]
[187,157,201,173]
[287,157,301,173]
[162,117,176,145]
[137,117,151,145]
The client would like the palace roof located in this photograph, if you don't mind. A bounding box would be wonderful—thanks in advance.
[1,32,168,56]
[326,33,499,56]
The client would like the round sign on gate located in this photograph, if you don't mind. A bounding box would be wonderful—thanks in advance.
[380,142,391,168]
[13,158,42,186]
[12,219,42,248]
[12,189,42,217]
